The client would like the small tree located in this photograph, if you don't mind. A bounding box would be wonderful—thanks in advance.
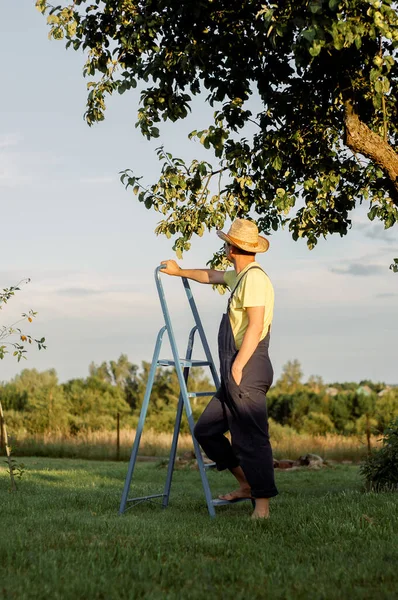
[0,281,46,361]
[0,280,46,490]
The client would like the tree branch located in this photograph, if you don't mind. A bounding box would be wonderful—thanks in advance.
[344,101,398,205]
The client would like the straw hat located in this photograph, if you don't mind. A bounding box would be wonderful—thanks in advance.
[217,219,269,253]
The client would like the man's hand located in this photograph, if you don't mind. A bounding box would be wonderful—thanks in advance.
[160,260,181,276]
[231,362,243,386]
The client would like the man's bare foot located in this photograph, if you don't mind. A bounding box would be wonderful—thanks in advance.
[251,498,270,519]
[251,510,270,519]
[218,485,252,501]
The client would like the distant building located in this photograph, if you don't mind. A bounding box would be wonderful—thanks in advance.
[325,387,339,397]
[378,386,392,397]
[356,385,373,397]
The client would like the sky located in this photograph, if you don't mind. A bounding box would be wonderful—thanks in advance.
[0,1,397,385]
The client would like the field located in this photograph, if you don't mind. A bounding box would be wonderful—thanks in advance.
[12,427,380,463]
[1,458,397,599]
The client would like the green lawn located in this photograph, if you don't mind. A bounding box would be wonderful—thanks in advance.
[0,458,397,599]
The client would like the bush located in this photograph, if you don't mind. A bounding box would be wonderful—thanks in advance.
[268,418,296,442]
[300,412,336,436]
[360,418,398,492]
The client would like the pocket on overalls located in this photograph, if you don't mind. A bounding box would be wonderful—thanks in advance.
[228,364,250,400]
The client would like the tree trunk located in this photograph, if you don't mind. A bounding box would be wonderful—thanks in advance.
[344,101,398,205]
[366,413,371,456]
[116,412,120,461]
[0,400,17,492]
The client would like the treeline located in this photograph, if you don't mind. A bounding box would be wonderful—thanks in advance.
[1,356,397,436]
[1,354,214,435]
[267,360,398,435]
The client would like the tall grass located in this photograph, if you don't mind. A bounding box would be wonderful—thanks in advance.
[10,426,381,462]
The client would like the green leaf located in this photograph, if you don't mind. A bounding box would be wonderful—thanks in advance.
[309,3,323,14]
[309,41,322,57]
[272,156,282,171]
[368,206,378,221]
[302,28,316,43]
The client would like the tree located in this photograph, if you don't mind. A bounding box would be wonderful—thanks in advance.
[109,354,134,388]
[37,0,398,268]
[88,354,141,409]
[375,388,398,430]
[63,375,131,432]
[88,360,112,384]
[276,359,304,393]
[306,375,325,394]
[12,369,70,433]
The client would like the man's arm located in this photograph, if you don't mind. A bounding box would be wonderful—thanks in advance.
[231,305,265,386]
[160,260,226,285]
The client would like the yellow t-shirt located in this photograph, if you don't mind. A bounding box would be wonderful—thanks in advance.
[223,262,274,349]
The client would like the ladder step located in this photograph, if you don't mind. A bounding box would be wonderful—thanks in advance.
[187,391,215,398]
[157,358,212,367]
[127,493,166,503]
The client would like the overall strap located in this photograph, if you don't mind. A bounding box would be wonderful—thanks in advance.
[227,266,264,312]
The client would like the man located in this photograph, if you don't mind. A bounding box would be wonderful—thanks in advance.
[161,218,278,519]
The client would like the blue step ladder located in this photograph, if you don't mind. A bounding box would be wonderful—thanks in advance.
[119,265,222,518]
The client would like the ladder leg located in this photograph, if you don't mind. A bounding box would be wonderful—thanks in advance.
[162,393,184,508]
[163,328,195,508]
[168,326,216,518]
[119,327,166,515]
[186,410,216,518]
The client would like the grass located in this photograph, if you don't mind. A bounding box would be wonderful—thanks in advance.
[12,428,380,462]
[0,458,397,599]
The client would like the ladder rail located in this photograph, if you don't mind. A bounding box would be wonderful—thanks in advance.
[155,266,220,390]
[181,277,221,390]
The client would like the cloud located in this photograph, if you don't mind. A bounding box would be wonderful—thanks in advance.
[353,221,368,231]
[0,151,30,188]
[365,224,397,244]
[375,293,398,298]
[330,263,385,276]
[0,133,22,148]
[79,176,115,185]
[56,287,106,297]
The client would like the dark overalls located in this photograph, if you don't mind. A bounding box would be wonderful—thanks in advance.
[194,266,278,499]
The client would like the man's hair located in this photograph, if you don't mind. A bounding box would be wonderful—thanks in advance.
[230,245,256,257]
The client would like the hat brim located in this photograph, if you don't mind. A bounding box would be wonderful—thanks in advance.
[217,230,269,253]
